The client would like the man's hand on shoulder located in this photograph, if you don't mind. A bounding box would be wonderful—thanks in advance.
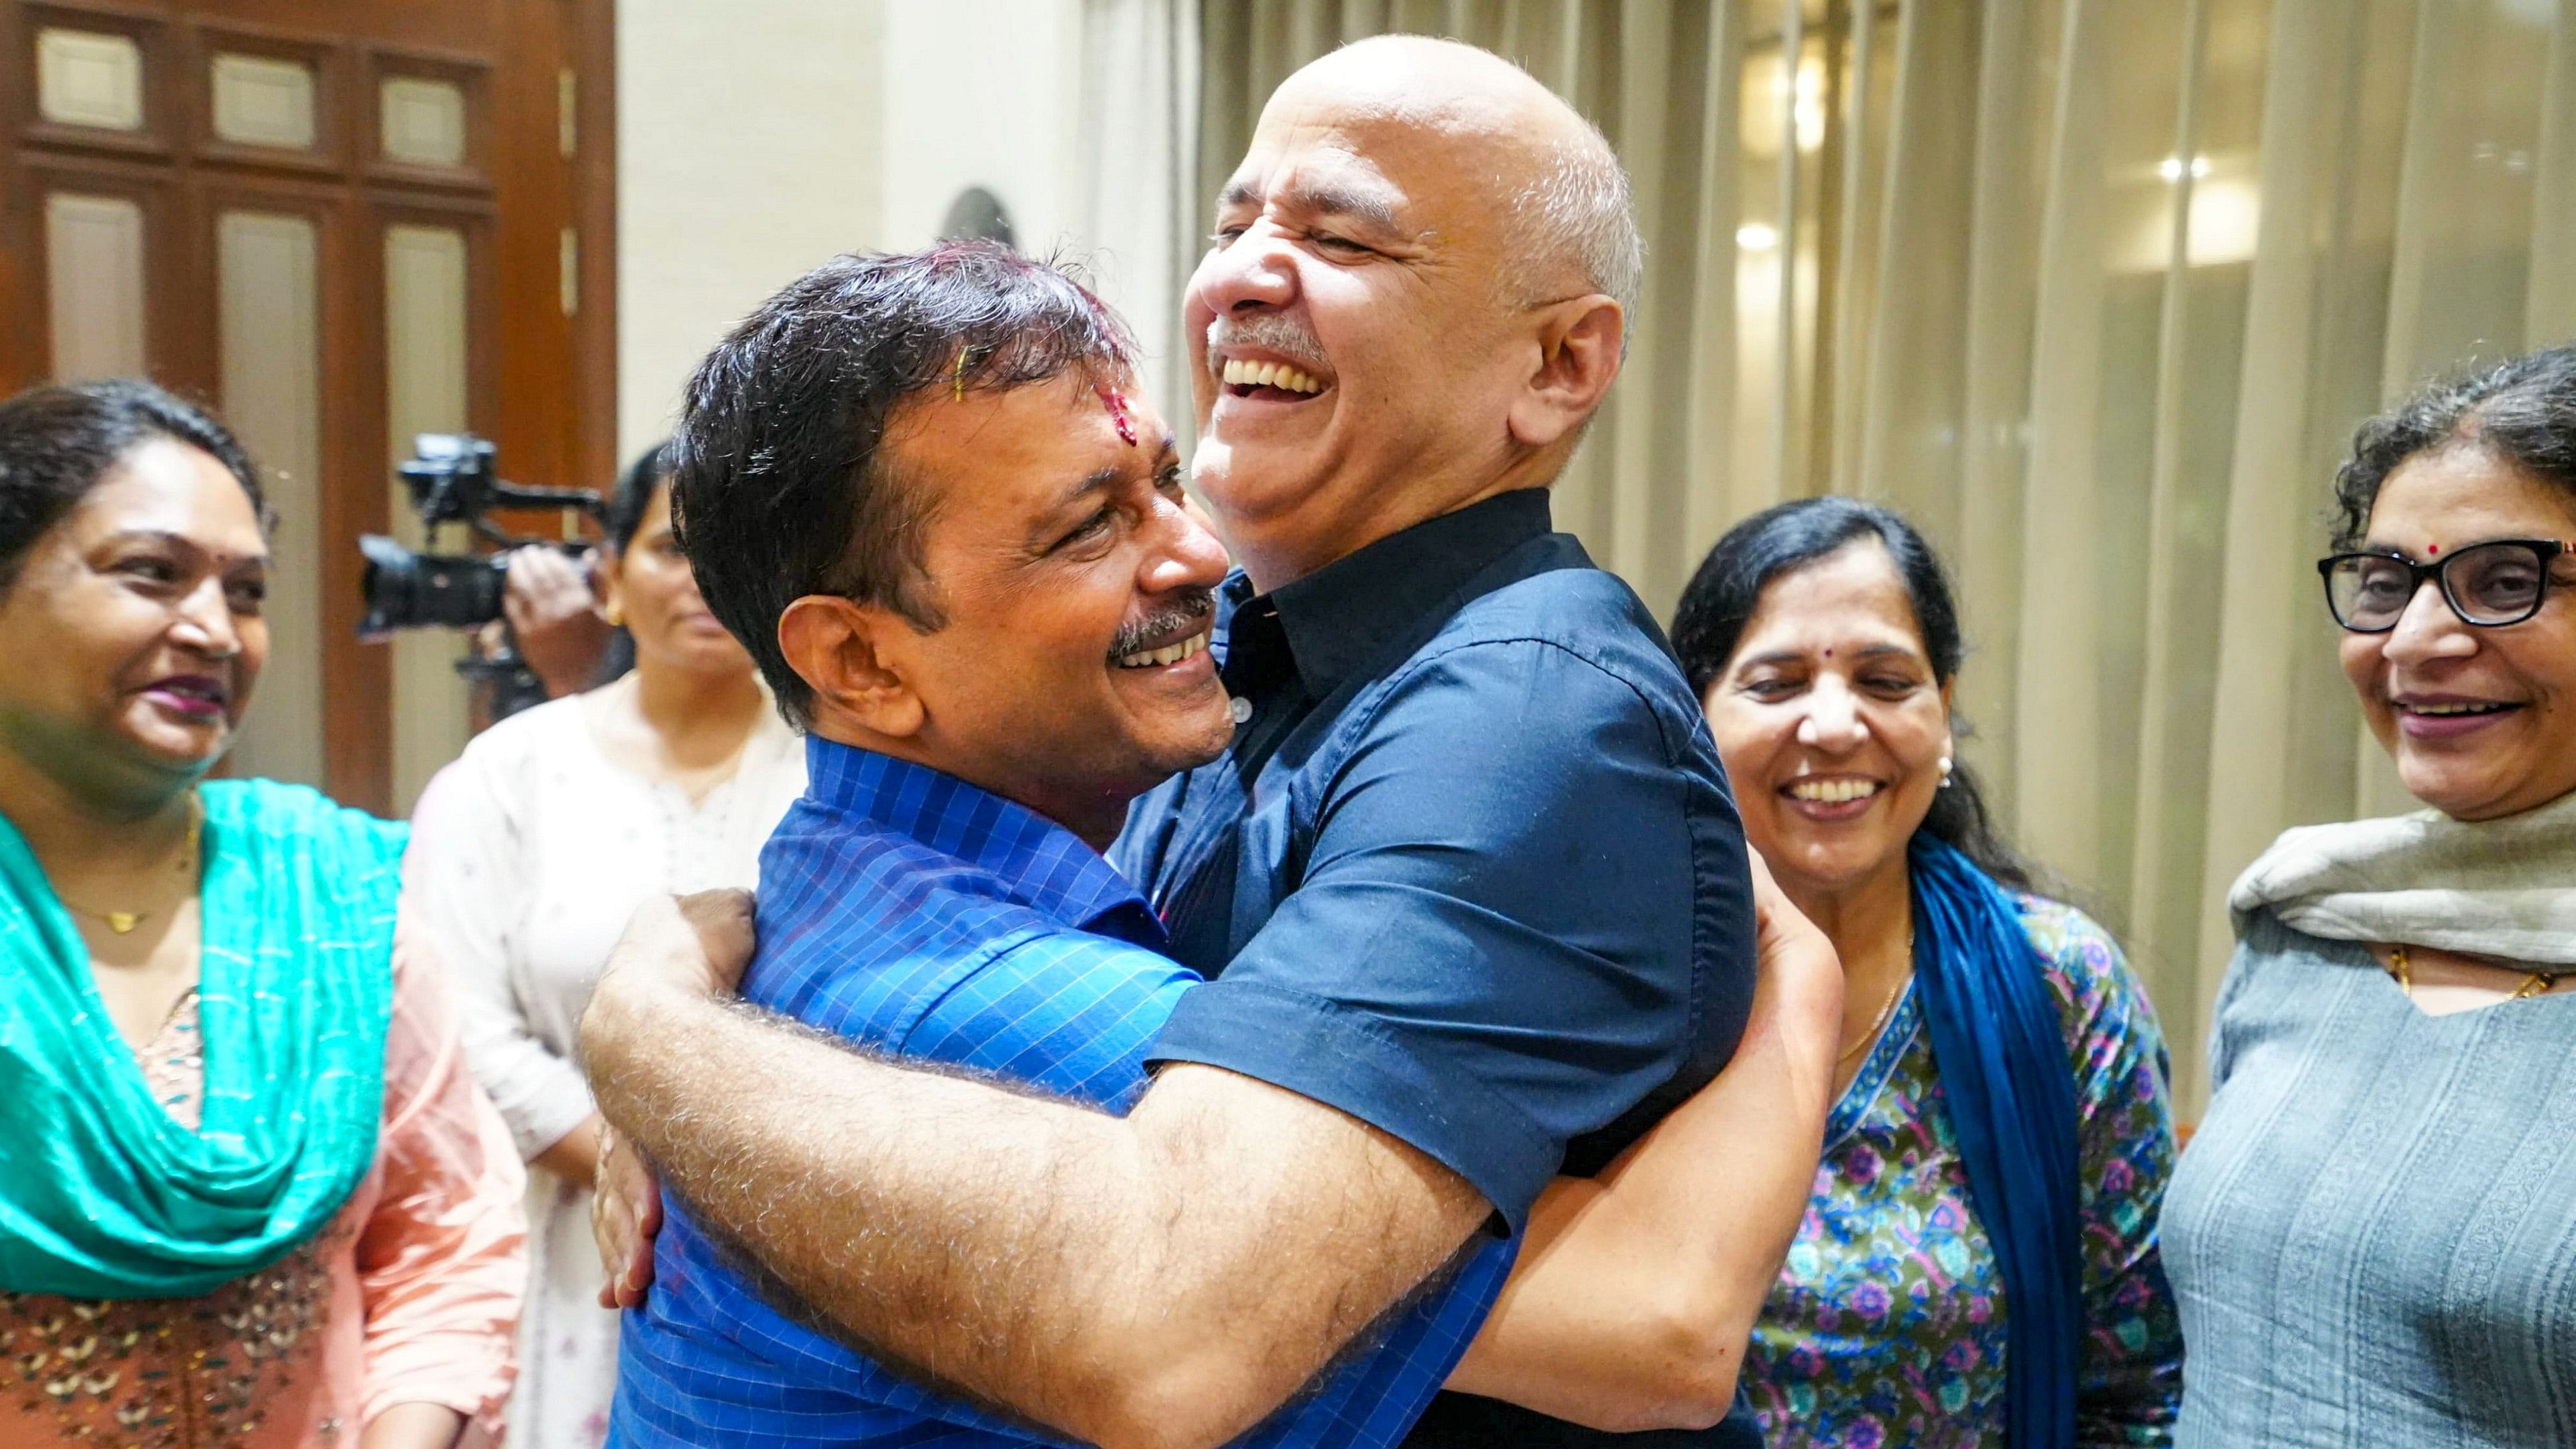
[579,888,758,1068]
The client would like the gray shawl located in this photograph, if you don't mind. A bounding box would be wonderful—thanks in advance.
[2229,786,2576,969]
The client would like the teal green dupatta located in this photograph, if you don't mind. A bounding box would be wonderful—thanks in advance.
[0,779,402,1299]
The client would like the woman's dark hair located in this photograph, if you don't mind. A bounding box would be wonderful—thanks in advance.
[2334,343,2576,546]
[574,440,671,688]
[669,242,1133,730]
[0,379,265,591]
[1669,496,2035,891]
[604,440,671,556]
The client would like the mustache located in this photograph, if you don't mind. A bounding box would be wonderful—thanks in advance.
[1206,313,1329,373]
[1107,589,1217,659]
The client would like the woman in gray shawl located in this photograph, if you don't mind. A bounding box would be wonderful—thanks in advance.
[2163,346,2576,1446]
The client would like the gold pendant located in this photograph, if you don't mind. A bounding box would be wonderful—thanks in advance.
[104,912,141,934]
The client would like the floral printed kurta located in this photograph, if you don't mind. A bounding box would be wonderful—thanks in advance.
[1743,897,2183,1447]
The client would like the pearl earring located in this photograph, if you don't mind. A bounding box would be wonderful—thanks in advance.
[1937,755,1955,789]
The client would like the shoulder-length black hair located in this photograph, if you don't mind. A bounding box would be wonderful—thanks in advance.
[1670,496,2035,892]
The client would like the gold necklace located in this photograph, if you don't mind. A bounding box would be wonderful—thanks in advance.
[2386,943,2554,1001]
[1838,930,1917,1064]
[60,801,202,936]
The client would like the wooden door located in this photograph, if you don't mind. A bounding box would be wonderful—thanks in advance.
[0,0,615,816]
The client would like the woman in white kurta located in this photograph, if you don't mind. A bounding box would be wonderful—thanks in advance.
[404,446,804,1448]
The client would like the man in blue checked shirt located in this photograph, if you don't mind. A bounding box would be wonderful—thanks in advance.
[580,37,1839,1449]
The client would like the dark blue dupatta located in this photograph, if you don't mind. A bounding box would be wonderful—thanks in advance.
[1909,836,2082,1449]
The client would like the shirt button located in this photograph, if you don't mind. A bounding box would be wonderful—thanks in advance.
[1229,697,1254,724]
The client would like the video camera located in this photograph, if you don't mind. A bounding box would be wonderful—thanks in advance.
[358,434,603,720]
[358,434,602,637]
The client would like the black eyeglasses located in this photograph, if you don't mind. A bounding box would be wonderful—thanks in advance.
[2317,538,2569,632]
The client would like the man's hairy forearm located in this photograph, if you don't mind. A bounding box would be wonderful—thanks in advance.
[584,978,1488,1449]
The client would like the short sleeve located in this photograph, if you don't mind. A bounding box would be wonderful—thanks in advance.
[1147,637,1754,1233]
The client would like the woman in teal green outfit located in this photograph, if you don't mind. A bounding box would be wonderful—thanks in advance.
[0,380,526,1449]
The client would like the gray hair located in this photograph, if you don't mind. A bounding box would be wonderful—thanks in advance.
[1505,122,1643,316]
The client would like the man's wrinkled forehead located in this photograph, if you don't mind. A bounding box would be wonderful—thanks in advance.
[1219,130,1414,233]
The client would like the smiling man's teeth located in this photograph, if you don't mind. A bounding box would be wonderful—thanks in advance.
[1219,358,1325,395]
[1115,631,1211,669]
[1787,778,1881,804]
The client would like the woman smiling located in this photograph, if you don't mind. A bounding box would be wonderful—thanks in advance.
[2163,347,2576,1446]
[0,379,524,1448]
[1671,499,2183,1448]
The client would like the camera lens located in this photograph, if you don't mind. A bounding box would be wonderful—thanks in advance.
[358,534,508,636]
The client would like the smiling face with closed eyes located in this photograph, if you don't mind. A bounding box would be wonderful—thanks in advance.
[1700,540,1955,907]
[1184,37,1626,591]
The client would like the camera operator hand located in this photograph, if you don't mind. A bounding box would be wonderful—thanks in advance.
[504,545,615,698]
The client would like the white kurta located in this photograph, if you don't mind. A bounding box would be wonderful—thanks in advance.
[404,693,805,1448]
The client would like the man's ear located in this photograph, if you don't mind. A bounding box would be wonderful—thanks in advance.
[777,594,927,739]
[1505,295,1625,450]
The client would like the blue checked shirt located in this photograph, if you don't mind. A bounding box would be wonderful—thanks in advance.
[611,740,1514,1448]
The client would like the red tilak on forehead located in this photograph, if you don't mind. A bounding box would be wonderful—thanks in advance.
[2428,542,2441,555]
[1097,385,1138,446]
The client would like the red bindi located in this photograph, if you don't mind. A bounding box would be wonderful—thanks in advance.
[1096,385,1138,446]
[2428,542,2440,555]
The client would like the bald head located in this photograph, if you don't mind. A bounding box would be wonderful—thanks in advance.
[1266,36,1642,313]
[1188,34,1638,587]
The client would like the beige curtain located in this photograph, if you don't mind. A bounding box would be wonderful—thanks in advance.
[1078,0,1204,436]
[1170,0,2576,1112]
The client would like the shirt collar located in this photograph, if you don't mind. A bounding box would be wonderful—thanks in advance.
[1256,488,1555,697]
[802,736,1161,941]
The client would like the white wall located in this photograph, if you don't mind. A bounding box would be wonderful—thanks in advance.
[615,0,888,460]
[880,1,1087,259]
[617,0,1097,462]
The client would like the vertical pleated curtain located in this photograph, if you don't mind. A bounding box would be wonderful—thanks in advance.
[1140,0,2576,1112]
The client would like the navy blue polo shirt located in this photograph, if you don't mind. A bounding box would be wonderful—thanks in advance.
[1114,486,1758,1231]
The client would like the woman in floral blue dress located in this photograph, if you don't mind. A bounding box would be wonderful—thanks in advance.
[1671,498,2183,1447]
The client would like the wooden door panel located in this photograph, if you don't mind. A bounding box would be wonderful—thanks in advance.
[192,23,351,175]
[17,4,181,157]
[17,154,202,387]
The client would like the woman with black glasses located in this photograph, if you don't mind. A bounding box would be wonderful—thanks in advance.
[2162,345,2576,1446]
